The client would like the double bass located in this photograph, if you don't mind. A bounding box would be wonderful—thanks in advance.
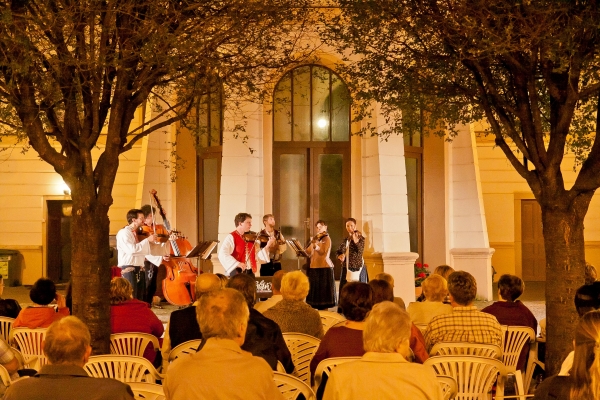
[149,189,197,306]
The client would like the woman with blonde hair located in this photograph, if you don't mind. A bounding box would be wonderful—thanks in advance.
[534,310,600,400]
[110,277,164,365]
[407,274,452,326]
[263,271,324,338]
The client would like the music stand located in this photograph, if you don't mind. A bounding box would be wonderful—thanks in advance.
[186,241,219,276]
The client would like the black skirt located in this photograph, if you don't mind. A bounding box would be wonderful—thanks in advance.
[306,268,336,310]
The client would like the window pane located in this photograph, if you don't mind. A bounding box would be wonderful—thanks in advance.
[197,96,209,148]
[319,154,344,249]
[274,73,292,141]
[209,91,221,146]
[293,66,311,141]
[405,157,418,253]
[279,154,307,253]
[312,67,330,141]
[331,74,350,142]
[203,157,219,247]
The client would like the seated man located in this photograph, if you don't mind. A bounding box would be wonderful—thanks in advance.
[254,270,285,313]
[227,274,294,373]
[323,301,442,400]
[424,271,502,351]
[161,273,222,363]
[5,316,133,400]
[164,289,284,400]
[482,274,537,369]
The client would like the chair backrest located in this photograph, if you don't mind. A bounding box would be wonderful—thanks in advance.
[10,328,48,370]
[0,363,11,388]
[128,382,166,400]
[273,371,316,400]
[424,355,506,400]
[0,317,14,343]
[436,375,458,400]
[313,356,360,392]
[501,326,535,371]
[84,355,164,383]
[430,342,502,359]
[318,311,346,334]
[282,333,321,385]
[11,347,38,370]
[415,323,428,333]
[167,339,202,362]
[110,333,160,358]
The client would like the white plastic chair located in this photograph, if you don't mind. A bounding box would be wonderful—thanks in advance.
[524,338,545,393]
[429,342,503,359]
[318,311,346,334]
[313,356,360,393]
[0,317,14,343]
[10,328,48,370]
[282,333,321,385]
[128,382,166,400]
[501,326,536,396]
[110,333,160,357]
[84,355,164,383]
[11,347,38,370]
[273,371,316,400]
[167,339,202,362]
[0,363,12,388]
[436,375,458,400]
[424,355,506,399]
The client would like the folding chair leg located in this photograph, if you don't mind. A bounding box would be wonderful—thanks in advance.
[514,371,525,396]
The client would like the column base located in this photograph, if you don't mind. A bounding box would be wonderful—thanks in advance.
[382,252,419,304]
[450,247,495,301]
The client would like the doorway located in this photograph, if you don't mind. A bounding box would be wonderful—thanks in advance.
[272,65,351,275]
[521,199,546,281]
[46,200,72,282]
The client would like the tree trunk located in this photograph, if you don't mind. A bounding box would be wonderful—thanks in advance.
[541,192,592,374]
[69,184,112,355]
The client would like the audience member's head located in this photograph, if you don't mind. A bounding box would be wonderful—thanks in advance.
[272,270,286,294]
[363,301,411,356]
[497,274,524,302]
[227,273,257,309]
[570,310,600,399]
[433,265,455,280]
[585,263,598,285]
[215,273,229,288]
[110,277,133,305]
[44,316,92,367]
[339,282,373,322]
[195,273,222,299]
[575,282,600,317]
[197,288,249,344]
[30,277,57,305]
[447,271,477,306]
[281,271,310,301]
[422,274,448,302]
[369,279,394,304]
[374,272,395,288]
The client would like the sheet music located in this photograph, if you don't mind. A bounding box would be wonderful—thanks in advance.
[286,239,309,258]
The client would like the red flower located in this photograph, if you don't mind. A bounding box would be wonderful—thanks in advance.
[418,272,427,278]
[424,264,429,268]
[416,262,422,267]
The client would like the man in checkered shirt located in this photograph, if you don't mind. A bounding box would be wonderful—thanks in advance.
[424,271,502,351]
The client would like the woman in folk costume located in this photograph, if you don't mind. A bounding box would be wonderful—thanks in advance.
[305,220,336,310]
[336,217,368,303]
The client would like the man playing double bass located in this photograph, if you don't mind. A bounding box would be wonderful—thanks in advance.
[257,214,286,277]
[218,213,261,277]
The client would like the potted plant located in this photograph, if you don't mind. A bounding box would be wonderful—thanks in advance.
[414,262,430,297]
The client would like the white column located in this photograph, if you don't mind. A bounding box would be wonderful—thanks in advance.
[213,102,264,275]
[362,104,416,303]
[448,124,494,300]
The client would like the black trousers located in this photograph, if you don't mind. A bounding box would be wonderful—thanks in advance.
[121,265,146,301]
[260,260,282,277]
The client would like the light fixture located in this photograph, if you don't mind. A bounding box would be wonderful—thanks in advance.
[317,118,328,129]
[61,180,71,196]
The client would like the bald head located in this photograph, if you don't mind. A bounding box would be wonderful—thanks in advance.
[195,273,222,299]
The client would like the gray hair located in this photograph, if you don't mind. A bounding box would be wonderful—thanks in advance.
[281,271,310,301]
[44,316,91,365]
[197,288,249,340]
[363,301,411,353]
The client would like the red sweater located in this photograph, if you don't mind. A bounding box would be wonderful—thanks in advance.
[110,299,164,363]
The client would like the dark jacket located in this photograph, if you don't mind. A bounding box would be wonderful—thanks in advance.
[169,305,202,350]
[243,308,294,373]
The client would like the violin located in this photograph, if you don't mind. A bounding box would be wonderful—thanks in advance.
[242,231,270,243]
[136,224,170,243]
[306,231,329,247]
